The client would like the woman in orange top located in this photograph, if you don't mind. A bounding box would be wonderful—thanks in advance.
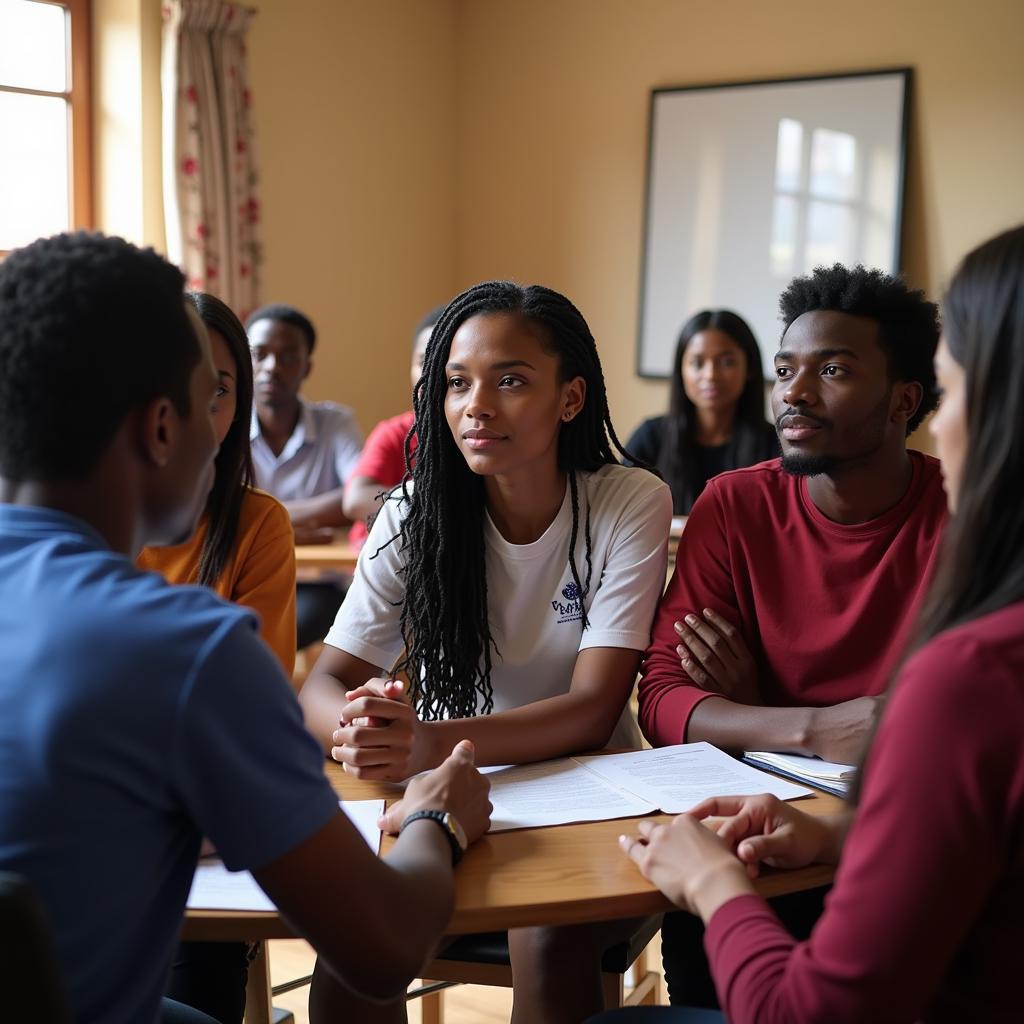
[138,292,296,1024]
[138,292,296,676]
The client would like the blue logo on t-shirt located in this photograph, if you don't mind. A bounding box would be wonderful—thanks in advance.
[552,580,583,624]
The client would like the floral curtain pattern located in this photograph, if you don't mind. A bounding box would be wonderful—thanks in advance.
[162,0,261,319]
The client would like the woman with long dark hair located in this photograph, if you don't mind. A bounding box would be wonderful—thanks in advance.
[628,310,777,513]
[138,292,296,1024]
[139,292,296,674]
[606,226,1024,1023]
[300,281,672,1022]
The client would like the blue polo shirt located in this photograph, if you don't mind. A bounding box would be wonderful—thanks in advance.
[0,506,339,1024]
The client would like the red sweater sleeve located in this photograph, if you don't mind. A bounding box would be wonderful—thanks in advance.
[703,629,1024,1023]
[638,480,746,746]
[349,412,413,485]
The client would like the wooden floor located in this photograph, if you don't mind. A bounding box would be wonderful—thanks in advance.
[266,933,664,1023]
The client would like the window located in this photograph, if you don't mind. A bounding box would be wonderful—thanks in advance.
[0,0,92,256]
[770,116,893,278]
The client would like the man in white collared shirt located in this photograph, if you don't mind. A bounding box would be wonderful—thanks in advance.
[247,304,363,647]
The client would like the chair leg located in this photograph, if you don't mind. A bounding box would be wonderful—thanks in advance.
[623,969,660,1007]
[244,943,272,1024]
[602,971,624,1010]
[418,983,444,1024]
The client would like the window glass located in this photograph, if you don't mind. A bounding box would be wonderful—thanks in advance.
[0,0,67,93]
[0,91,70,249]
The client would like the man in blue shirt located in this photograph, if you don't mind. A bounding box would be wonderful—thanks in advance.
[0,233,490,1024]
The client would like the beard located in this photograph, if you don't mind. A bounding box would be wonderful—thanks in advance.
[778,390,894,478]
[780,452,838,476]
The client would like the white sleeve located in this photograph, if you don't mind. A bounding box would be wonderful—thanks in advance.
[579,475,672,653]
[323,493,406,668]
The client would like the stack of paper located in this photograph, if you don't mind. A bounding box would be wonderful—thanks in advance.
[482,742,812,832]
[742,751,855,797]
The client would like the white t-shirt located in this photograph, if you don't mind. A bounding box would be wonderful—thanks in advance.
[325,463,672,748]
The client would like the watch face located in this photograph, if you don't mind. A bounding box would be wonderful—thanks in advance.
[445,812,468,851]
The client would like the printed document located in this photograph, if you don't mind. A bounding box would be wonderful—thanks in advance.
[484,742,810,832]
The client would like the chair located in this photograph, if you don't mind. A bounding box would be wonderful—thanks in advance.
[0,872,73,1023]
[412,915,663,1022]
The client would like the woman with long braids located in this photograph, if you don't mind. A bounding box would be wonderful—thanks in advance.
[300,281,672,1022]
[603,226,1024,1024]
[627,310,777,514]
[138,292,296,1024]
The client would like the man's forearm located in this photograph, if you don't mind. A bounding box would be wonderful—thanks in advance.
[285,488,350,529]
[342,476,383,526]
[686,696,816,755]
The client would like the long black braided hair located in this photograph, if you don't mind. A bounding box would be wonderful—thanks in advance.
[387,281,639,721]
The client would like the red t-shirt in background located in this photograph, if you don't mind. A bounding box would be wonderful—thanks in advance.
[705,601,1024,1022]
[347,410,417,546]
[638,452,948,747]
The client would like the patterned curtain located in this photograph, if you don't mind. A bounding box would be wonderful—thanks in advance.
[162,0,261,320]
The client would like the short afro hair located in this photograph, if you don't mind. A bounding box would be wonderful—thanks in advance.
[779,264,941,433]
[0,232,199,482]
[245,303,317,353]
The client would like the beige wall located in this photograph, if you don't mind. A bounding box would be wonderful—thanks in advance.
[452,0,1024,445]
[248,0,459,434]
[182,0,1024,440]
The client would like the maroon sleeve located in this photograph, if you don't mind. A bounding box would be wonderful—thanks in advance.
[703,633,1016,1023]
[637,480,744,747]
[349,416,408,486]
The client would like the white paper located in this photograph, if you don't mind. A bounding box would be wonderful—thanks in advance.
[186,799,384,911]
[340,797,384,853]
[744,751,855,782]
[187,860,277,912]
[483,760,656,832]
[576,742,811,814]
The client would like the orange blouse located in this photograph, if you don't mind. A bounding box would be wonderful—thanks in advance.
[138,489,296,678]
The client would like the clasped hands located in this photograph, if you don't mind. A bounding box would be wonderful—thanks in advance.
[674,607,758,704]
[331,677,434,782]
[333,679,493,843]
[619,794,837,921]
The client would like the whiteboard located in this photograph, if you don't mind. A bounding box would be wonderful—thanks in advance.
[637,69,911,378]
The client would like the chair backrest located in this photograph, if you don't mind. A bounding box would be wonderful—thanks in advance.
[0,872,73,1023]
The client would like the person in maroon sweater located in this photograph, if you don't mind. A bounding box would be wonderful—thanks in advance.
[600,224,1024,1024]
[638,263,946,1006]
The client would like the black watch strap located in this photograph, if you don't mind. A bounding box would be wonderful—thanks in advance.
[400,810,463,865]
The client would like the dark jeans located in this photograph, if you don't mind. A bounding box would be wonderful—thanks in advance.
[165,940,250,1024]
[661,885,830,1007]
[161,997,222,1024]
[296,581,347,650]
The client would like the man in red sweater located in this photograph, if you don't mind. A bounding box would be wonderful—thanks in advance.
[639,264,946,1007]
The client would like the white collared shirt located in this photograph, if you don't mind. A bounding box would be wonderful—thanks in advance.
[250,398,363,502]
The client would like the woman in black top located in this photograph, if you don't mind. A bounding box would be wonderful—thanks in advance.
[628,309,778,514]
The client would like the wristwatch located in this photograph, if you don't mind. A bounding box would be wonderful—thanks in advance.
[400,809,468,866]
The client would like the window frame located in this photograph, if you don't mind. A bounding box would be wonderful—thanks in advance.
[0,0,92,258]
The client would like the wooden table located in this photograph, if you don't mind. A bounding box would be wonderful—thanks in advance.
[184,758,838,1021]
[184,760,838,941]
[293,537,360,577]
